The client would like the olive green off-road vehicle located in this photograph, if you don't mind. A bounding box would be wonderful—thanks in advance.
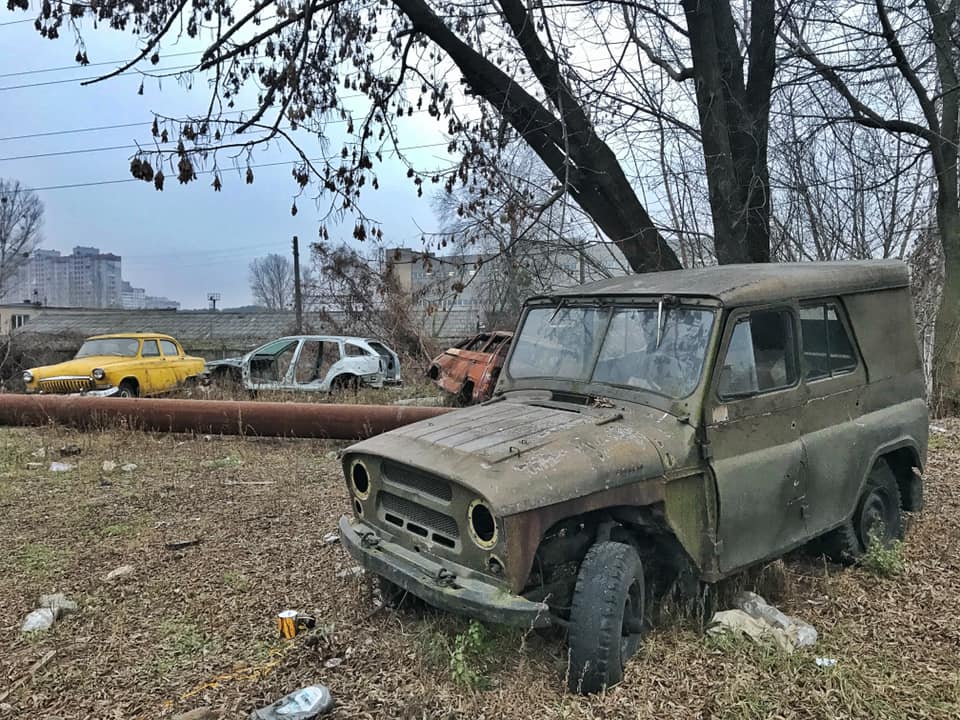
[339,261,927,693]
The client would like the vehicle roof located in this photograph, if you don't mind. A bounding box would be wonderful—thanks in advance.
[270,335,386,344]
[87,333,179,341]
[546,260,909,306]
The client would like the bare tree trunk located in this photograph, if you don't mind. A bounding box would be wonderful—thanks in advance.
[682,0,774,265]
[933,201,960,414]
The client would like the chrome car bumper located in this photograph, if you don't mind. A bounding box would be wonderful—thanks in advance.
[27,386,120,397]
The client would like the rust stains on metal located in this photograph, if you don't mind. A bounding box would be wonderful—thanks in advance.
[427,331,513,404]
[0,395,451,440]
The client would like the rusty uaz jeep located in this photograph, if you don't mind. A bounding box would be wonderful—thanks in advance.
[339,261,927,692]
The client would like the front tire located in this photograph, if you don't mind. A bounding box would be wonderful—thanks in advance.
[117,380,138,398]
[567,541,645,694]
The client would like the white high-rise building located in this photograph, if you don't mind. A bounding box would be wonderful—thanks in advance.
[5,246,124,308]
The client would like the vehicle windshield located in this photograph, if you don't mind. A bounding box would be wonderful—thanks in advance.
[507,304,715,398]
[75,338,140,358]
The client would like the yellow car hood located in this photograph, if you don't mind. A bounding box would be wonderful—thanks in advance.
[29,355,137,379]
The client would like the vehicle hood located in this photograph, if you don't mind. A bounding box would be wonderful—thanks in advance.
[29,356,137,378]
[348,395,696,515]
[205,356,243,368]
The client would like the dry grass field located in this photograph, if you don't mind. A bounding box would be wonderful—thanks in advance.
[1,418,958,719]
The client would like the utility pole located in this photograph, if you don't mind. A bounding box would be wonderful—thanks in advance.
[292,235,303,333]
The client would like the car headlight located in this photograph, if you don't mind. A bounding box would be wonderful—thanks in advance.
[350,459,371,499]
[92,368,106,381]
[22,370,33,383]
[467,499,498,548]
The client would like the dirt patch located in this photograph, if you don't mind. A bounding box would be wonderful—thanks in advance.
[0,422,958,718]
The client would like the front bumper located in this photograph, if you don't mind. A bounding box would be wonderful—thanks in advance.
[339,515,551,628]
[26,386,119,397]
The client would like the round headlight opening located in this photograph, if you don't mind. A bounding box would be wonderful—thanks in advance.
[22,371,33,383]
[468,500,497,547]
[92,368,106,381]
[351,461,370,498]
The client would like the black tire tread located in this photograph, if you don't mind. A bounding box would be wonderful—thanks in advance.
[817,458,903,562]
[567,541,643,694]
[858,459,903,545]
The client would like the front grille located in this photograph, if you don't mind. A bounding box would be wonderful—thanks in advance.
[381,462,452,501]
[378,491,460,539]
[39,378,94,393]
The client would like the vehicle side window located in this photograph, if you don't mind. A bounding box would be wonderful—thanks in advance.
[295,341,321,383]
[159,340,179,356]
[251,340,298,382]
[344,343,369,357]
[295,341,340,383]
[718,309,798,398]
[800,303,858,380]
[141,340,160,357]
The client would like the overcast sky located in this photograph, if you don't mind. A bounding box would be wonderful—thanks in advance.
[0,12,448,308]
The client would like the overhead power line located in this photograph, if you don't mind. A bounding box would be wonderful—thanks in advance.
[0,17,34,26]
[3,140,451,194]
[0,63,198,91]
[0,108,266,142]
[0,50,202,78]
[0,99,472,161]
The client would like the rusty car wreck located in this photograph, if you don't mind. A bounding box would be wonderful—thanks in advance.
[427,331,513,404]
[339,261,927,693]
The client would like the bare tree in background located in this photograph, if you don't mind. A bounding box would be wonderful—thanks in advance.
[249,254,294,310]
[769,91,930,263]
[310,242,429,358]
[0,179,43,299]
[782,0,960,412]
[432,142,627,329]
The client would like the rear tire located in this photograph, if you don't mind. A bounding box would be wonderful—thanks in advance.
[855,459,903,548]
[117,380,138,398]
[816,458,903,562]
[567,541,645,694]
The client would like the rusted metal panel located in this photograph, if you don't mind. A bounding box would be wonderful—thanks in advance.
[0,395,450,439]
[428,332,513,403]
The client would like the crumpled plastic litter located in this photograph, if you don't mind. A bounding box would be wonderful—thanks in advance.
[21,608,56,632]
[707,591,817,653]
[249,685,333,720]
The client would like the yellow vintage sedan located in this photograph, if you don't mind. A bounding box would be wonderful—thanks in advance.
[22,333,206,398]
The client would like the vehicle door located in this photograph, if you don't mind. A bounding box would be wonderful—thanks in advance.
[292,339,341,389]
[335,341,381,384]
[246,339,299,391]
[158,339,188,384]
[797,300,868,535]
[139,339,169,393]
[703,305,808,573]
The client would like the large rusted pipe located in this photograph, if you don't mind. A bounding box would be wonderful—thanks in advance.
[0,394,451,439]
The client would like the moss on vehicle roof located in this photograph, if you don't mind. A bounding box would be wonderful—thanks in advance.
[547,260,909,305]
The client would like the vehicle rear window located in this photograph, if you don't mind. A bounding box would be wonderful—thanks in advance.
[141,340,161,357]
[159,340,179,356]
[800,303,858,380]
[344,343,370,357]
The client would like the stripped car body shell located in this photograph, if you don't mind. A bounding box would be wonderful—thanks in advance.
[339,261,928,629]
[428,331,513,404]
